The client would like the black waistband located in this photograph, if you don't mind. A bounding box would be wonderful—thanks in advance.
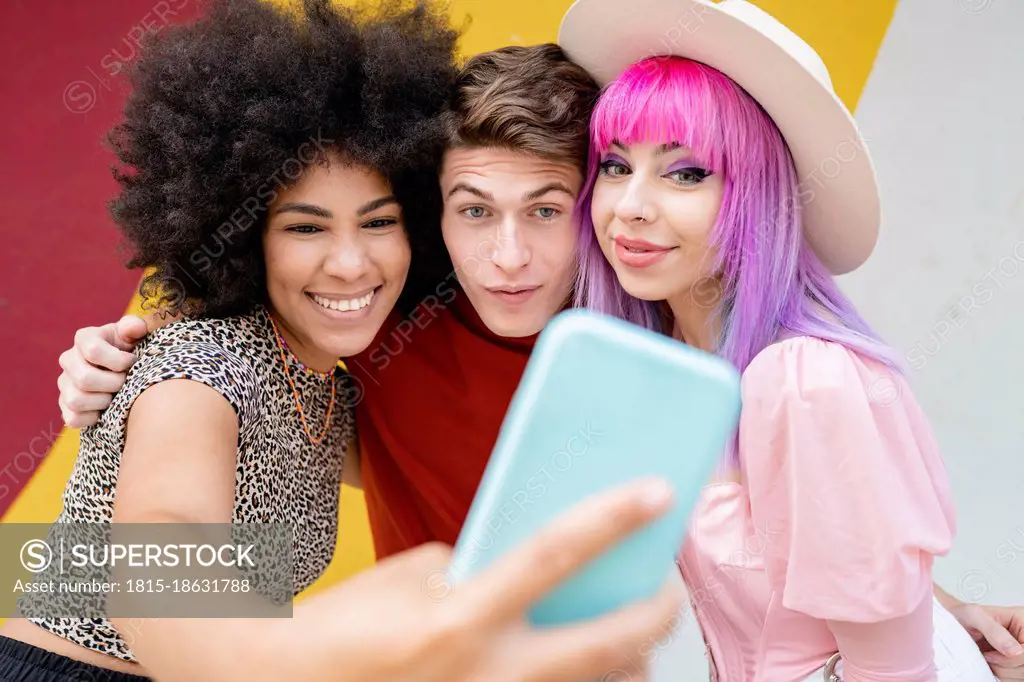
[0,635,151,682]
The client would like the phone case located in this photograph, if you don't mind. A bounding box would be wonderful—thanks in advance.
[449,308,742,626]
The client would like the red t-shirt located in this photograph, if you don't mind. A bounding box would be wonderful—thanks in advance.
[347,286,535,559]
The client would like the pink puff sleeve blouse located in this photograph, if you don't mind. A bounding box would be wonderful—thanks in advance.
[678,337,957,681]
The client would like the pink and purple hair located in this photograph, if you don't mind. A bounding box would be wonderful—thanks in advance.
[573,56,903,386]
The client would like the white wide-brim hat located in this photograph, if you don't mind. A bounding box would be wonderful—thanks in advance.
[557,0,880,275]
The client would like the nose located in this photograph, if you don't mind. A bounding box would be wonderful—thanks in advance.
[322,234,368,281]
[488,219,530,273]
[613,177,656,226]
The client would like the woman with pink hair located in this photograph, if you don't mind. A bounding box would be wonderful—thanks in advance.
[560,1,1004,680]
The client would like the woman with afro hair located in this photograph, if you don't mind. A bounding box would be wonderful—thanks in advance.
[0,1,684,680]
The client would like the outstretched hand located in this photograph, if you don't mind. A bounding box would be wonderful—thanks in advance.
[295,477,685,682]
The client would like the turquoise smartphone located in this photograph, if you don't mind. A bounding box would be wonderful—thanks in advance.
[449,309,742,626]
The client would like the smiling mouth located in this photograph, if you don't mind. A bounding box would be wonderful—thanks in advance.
[613,235,675,253]
[308,287,380,313]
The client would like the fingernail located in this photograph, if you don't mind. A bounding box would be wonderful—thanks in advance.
[1010,643,1024,656]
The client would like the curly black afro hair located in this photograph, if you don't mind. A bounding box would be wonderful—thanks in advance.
[109,0,460,319]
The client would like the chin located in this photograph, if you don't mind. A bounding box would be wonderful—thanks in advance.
[314,316,388,360]
[323,332,377,360]
[616,277,673,303]
[478,311,546,338]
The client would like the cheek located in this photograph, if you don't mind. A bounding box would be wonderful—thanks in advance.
[262,235,309,286]
[440,218,478,267]
[370,233,412,279]
[589,184,618,234]
[539,220,578,282]
[666,191,722,245]
[442,217,511,278]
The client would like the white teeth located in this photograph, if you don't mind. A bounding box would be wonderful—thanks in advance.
[311,291,374,313]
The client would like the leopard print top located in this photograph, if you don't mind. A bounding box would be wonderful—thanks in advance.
[24,305,354,662]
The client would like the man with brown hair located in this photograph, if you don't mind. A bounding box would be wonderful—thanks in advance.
[349,42,602,559]
[434,44,596,338]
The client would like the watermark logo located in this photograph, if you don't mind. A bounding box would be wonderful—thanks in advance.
[957,569,991,602]
[421,568,455,603]
[960,0,992,15]
[62,0,195,115]
[339,373,365,408]
[689,276,723,310]
[797,136,870,205]
[19,540,256,573]
[906,240,1024,371]
[20,540,52,574]
[62,81,97,115]
[867,374,902,407]
[6,523,294,619]
[2,422,62,503]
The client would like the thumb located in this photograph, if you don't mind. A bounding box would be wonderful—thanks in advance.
[113,315,148,350]
[975,611,1024,658]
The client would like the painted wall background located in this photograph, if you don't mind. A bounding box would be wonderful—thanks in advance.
[842,0,1024,613]
[1,0,1020,677]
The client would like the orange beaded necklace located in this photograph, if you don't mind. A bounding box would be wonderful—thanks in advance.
[268,314,336,446]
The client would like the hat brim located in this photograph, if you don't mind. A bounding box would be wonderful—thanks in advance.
[557,0,881,275]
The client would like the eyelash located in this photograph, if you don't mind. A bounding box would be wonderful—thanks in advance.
[597,160,629,177]
[668,168,712,185]
[597,160,713,187]
[461,206,490,220]
[460,206,562,221]
[362,218,398,230]
[285,218,398,234]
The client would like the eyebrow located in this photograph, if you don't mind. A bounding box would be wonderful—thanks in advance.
[273,195,398,219]
[356,195,398,216]
[610,140,684,156]
[273,202,333,219]
[523,182,575,201]
[447,182,494,202]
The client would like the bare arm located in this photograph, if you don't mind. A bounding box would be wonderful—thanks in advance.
[109,379,302,682]
[934,583,962,610]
